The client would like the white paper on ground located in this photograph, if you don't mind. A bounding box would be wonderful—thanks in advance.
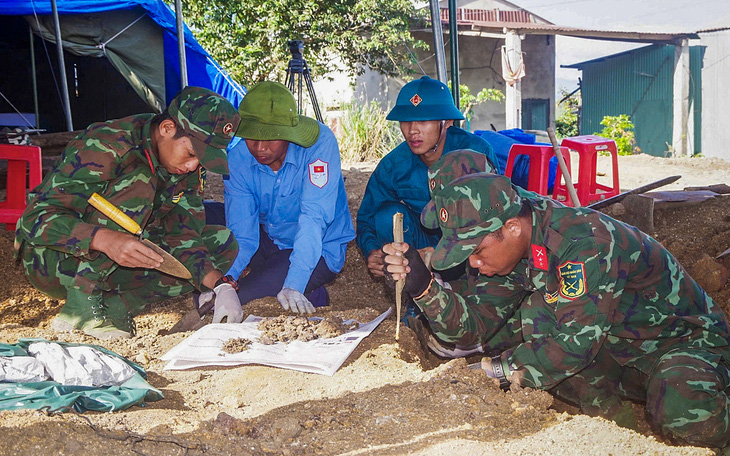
[161,308,392,376]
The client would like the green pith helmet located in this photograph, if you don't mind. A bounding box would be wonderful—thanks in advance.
[386,76,464,122]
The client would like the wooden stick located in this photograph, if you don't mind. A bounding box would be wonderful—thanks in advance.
[393,212,404,340]
[547,128,581,207]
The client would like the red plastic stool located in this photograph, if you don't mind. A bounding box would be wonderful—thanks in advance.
[504,144,571,196]
[0,144,43,230]
[554,135,620,206]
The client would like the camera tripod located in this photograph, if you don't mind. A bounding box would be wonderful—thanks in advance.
[285,40,323,123]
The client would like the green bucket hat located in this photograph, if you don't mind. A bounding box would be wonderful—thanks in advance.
[421,149,496,230]
[426,173,523,270]
[168,86,240,175]
[235,81,320,148]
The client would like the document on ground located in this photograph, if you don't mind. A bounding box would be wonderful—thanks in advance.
[161,308,391,376]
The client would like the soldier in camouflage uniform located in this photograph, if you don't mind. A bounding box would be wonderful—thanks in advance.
[412,150,537,358]
[384,173,730,449]
[15,86,242,340]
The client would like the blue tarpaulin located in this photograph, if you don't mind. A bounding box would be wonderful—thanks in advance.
[476,129,558,193]
[0,0,245,109]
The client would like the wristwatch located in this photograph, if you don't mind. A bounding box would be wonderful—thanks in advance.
[214,274,239,291]
[491,356,511,391]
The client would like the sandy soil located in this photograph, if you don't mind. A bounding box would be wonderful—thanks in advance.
[0,153,729,456]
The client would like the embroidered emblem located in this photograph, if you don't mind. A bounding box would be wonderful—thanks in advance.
[558,261,586,300]
[531,244,547,270]
[308,159,329,188]
[410,94,422,107]
[429,178,436,190]
[439,207,448,223]
[223,122,234,135]
[199,167,206,194]
[172,191,184,204]
[544,290,559,304]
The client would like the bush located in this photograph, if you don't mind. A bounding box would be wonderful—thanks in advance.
[555,89,579,139]
[337,101,401,162]
[594,114,639,155]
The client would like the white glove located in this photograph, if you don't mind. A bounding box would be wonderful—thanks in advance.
[198,290,215,309]
[212,283,244,323]
[276,287,315,314]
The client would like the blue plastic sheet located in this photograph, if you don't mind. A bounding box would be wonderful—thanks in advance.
[476,129,558,193]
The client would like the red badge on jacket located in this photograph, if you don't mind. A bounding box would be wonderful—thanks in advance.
[531,244,547,270]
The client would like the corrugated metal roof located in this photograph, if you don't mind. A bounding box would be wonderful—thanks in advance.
[439,8,534,25]
[466,21,699,42]
[698,26,730,33]
[562,45,654,69]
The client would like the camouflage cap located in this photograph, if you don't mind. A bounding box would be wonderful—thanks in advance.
[426,173,523,270]
[168,86,240,175]
[421,149,494,230]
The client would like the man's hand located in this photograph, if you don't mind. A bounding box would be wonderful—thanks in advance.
[90,228,163,269]
[277,288,315,314]
[366,248,386,277]
[383,242,433,298]
[212,283,244,323]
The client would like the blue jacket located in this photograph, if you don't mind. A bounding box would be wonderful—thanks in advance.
[223,123,355,293]
[356,126,497,256]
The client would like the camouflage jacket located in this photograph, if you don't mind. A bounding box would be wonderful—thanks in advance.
[16,114,216,289]
[416,198,730,389]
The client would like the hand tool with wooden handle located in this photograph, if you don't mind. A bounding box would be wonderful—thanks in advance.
[393,212,404,341]
[88,193,192,280]
[586,175,681,210]
[547,127,581,207]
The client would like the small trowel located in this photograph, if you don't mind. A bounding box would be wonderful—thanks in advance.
[167,299,215,334]
[88,193,192,280]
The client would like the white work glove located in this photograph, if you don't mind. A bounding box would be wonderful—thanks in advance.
[277,287,315,314]
[198,290,215,309]
[212,283,244,323]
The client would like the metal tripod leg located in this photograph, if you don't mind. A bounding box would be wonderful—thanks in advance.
[285,59,323,123]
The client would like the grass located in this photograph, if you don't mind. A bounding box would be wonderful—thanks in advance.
[336,101,401,163]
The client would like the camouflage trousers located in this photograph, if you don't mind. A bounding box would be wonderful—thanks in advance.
[19,226,237,316]
[550,345,730,449]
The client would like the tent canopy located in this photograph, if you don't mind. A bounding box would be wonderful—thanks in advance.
[0,0,245,114]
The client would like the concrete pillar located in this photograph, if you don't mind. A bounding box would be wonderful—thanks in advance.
[672,38,690,157]
[504,31,522,129]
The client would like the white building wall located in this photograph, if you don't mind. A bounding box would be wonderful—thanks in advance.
[337,31,555,134]
[699,29,730,160]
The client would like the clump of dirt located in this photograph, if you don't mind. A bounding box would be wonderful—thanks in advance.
[257,315,357,344]
[220,337,252,354]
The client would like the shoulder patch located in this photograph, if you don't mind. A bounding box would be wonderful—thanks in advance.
[544,289,559,304]
[531,244,547,270]
[308,159,329,188]
[558,261,586,300]
[199,167,207,194]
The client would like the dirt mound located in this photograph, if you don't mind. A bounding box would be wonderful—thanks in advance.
[0,154,727,455]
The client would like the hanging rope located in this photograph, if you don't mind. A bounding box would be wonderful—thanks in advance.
[0,90,36,129]
[96,13,146,55]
